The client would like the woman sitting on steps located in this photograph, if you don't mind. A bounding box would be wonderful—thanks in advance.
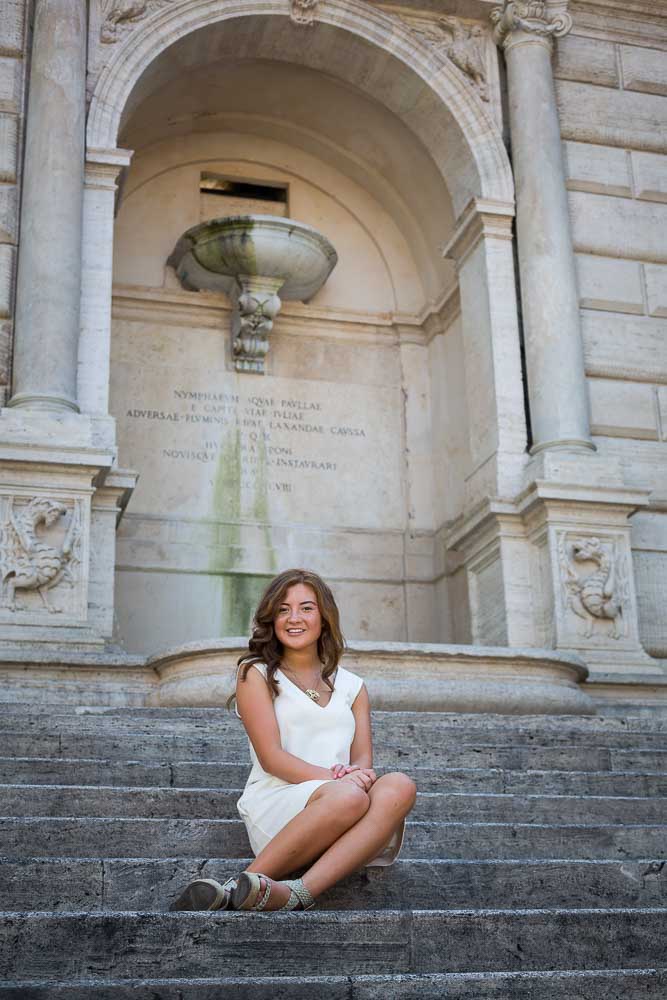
[170,567,417,912]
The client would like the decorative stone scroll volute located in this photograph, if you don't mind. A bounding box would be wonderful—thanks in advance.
[490,1,572,46]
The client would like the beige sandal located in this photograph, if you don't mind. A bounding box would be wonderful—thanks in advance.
[169,877,236,911]
[230,872,315,912]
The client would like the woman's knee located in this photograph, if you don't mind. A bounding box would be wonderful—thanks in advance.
[372,771,417,809]
[311,780,370,825]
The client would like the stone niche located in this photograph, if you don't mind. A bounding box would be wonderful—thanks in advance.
[108,40,466,655]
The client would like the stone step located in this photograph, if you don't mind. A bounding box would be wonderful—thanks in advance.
[4,707,667,735]
[3,732,663,772]
[3,784,665,825]
[2,816,665,860]
[1,909,665,979]
[1,970,665,1000]
[3,756,667,797]
[3,712,666,748]
[2,857,665,913]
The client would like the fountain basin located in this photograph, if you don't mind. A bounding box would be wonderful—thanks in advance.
[168,214,338,302]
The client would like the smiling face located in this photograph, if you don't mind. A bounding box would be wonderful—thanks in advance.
[273,582,323,654]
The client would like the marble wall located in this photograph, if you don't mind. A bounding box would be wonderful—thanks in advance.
[554,29,667,656]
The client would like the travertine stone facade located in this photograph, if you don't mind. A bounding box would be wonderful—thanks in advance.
[0,0,665,704]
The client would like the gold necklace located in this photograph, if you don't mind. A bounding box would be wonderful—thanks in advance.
[281,665,323,703]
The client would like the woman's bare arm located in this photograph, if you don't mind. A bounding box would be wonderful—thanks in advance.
[349,684,373,770]
[236,666,333,783]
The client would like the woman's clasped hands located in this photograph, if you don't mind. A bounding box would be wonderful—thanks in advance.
[329,763,377,790]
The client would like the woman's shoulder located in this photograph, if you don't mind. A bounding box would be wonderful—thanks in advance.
[335,664,365,700]
[237,659,268,680]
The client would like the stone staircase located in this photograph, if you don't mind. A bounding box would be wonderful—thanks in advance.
[0,704,666,997]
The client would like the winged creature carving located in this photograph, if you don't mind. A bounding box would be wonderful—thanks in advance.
[559,535,628,640]
[100,1,154,43]
[0,498,81,613]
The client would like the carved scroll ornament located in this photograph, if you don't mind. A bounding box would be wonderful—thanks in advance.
[491,1,572,47]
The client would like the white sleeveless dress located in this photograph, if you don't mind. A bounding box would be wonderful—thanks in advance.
[236,663,404,867]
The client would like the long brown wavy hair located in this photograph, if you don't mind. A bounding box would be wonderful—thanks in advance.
[229,568,345,707]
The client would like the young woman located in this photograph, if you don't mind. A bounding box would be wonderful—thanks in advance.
[171,568,416,912]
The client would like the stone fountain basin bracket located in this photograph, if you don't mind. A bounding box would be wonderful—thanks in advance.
[167,215,337,374]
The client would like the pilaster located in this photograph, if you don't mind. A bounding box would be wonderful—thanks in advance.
[79,147,133,415]
[442,198,528,505]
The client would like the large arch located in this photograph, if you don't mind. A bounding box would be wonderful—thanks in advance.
[80,0,527,652]
[87,0,514,215]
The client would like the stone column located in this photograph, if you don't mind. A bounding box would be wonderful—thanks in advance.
[492,0,594,454]
[9,0,87,412]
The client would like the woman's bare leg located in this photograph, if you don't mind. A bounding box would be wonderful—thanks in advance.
[238,780,371,907]
[245,772,416,910]
[301,772,416,897]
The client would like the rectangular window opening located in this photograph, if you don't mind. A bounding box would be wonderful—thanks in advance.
[200,173,288,221]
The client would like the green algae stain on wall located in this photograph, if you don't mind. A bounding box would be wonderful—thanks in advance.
[211,419,277,636]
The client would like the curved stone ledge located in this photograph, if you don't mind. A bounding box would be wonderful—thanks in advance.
[147,639,594,716]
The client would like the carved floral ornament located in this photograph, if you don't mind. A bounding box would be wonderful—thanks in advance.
[490,1,572,47]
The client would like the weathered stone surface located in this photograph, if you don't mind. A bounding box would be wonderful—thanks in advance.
[582,313,667,385]
[553,36,619,88]
[4,857,665,914]
[0,1,24,57]
[570,191,667,264]
[645,264,667,317]
[632,151,667,203]
[588,379,659,441]
[621,45,667,98]
[2,700,666,994]
[1,909,665,979]
[0,56,20,112]
[0,969,665,1000]
[563,141,631,197]
[3,815,665,861]
[0,242,14,317]
[3,783,664,825]
[557,80,667,154]
[3,754,664,797]
[0,114,17,182]
[576,254,643,315]
[3,725,664,772]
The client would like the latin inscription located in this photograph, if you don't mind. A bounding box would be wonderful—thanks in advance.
[125,386,368,498]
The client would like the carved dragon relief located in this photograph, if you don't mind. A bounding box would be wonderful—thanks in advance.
[398,15,491,102]
[558,534,629,641]
[100,0,174,44]
[0,497,83,614]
